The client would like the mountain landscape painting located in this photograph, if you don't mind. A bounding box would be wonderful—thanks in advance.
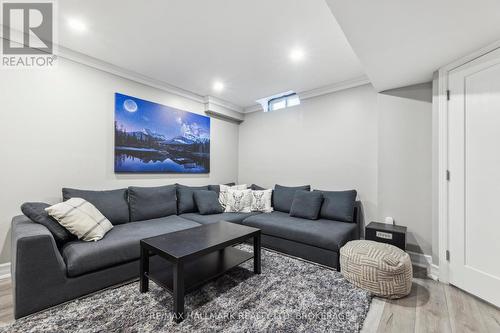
[114,93,210,173]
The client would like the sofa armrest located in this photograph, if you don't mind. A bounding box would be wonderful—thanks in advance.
[353,201,362,239]
[11,215,67,318]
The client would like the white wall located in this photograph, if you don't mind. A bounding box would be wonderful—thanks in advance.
[0,58,240,264]
[378,83,433,255]
[239,84,379,225]
[239,83,433,256]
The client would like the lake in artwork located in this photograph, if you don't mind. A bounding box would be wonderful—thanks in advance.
[114,93,210,173]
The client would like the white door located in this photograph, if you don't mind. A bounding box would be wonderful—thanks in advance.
[448,48,500,307]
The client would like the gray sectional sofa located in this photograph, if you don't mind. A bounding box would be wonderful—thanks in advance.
[11,183,361,318]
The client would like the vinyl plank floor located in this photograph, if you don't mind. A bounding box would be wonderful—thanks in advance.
[445,283,487,333]
[375,281,418,333]
[0,278,13,327]
[361,265,498,333]
[414,278,452,333]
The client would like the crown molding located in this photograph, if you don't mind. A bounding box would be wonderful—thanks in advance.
[3,30,369,116]
[56,46,208,103]
[299,76,370,100]
[204,96,244,113]
[244,104,263,113]
[57,47,247,113]
[243,75,371,113]
[205,111,243,124]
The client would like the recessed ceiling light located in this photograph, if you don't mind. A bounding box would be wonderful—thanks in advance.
[67,17,87,33]
[289,48,305,62]
[213,81,224,92]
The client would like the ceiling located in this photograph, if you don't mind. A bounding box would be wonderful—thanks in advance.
[325,0,500,92]
[58,0,365,108]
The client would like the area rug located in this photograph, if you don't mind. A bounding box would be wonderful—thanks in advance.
[1,245,371,333]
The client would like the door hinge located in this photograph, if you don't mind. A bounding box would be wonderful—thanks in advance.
[446,250,450,261]
[446,170,450,181]
[447,90,450,100]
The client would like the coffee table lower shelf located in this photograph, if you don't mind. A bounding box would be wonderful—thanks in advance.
[146,247,253,294]
[139,222,261,323]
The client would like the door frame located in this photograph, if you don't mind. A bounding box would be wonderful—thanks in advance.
[436,40,500,284]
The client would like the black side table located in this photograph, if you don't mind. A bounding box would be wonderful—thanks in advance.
[365,222,407,251]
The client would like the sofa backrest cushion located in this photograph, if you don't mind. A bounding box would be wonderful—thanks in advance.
[314,189,357,222]
[273,184,311,213]
[21,202,76,246]
[193,190,224,215]
[289,190,323,220]
[62,188,130,224]
[128,185,177,221]
[176,184,209,214]
[207,182,236,194]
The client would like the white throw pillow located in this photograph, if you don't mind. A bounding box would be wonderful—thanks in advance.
[224,189,253,213]
[250,189,273,213]
[219,184,248,208]
[45,198,113,241]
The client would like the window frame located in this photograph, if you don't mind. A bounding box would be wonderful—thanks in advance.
[267,93,299,111]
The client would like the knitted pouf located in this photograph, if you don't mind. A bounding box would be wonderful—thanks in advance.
[340,240,412,299]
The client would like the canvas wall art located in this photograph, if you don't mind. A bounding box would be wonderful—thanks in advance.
[114,93,210,173]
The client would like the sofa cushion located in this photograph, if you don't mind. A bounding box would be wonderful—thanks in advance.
[273,184,311,213]
[180,212,261,225]
[193,190,224,215]
[289,190,323,220]
[314,190,357,222]
[207,182,236,194]
[128,185,177,221]
[176,185,209,214]
[241,211,357,252]
[250,184,267,190]
[62,188,129,224]
[62,215,200,277]
[21,202,76,246]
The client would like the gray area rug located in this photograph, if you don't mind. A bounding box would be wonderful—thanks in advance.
[2,245,371,333]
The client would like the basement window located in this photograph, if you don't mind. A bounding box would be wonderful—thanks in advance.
[268,93,300,111]
[256,91,301,112]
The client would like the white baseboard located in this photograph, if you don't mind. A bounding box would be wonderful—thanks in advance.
[0,262,11,280]
[428,264,439,281]
[407,251,439,281]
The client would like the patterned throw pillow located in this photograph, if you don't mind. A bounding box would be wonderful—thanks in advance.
[224,189,253,213]
[219,184,247,208]
[250,189,273,213]
[45,198,113,241]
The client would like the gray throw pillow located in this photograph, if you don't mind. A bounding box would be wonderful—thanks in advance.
[193,190,224,215]
[314,189,357,222]
[63,188,129,224]
[21,202,76,246]
[289,191,323,220]
[273,184,311,213]
[176,184,209,214]
[251,184,266,190]
[128,185,177,221]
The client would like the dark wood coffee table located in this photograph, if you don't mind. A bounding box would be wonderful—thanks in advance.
[139,221,261,323]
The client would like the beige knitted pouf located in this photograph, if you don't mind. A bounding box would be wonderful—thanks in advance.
[340,240,412,299]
